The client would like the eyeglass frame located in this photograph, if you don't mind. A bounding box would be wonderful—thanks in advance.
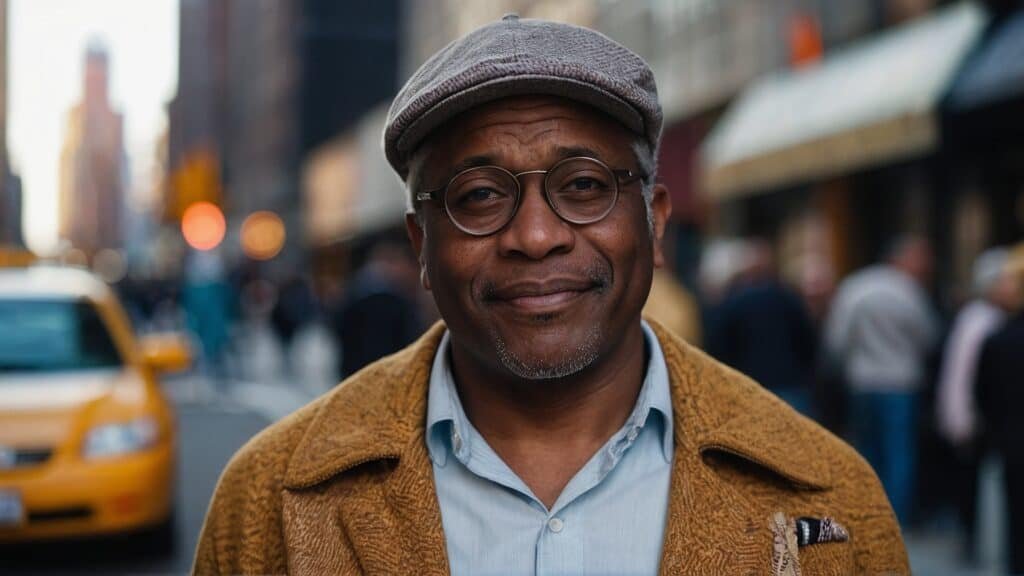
[414,156,646,237]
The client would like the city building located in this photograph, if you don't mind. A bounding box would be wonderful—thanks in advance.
[0,0,23,248]
[58,43,126,258]
[168,0,401,278]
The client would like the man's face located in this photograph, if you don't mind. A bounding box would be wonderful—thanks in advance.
[406,96,670,380]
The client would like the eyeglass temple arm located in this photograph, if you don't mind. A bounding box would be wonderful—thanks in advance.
[415,189,441,202]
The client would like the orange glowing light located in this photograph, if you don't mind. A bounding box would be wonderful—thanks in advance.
[240,211,286,261]
[181,202,226,251]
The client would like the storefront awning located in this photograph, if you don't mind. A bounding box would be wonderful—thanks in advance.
[947,8,1024,112]
[700,2,987,201]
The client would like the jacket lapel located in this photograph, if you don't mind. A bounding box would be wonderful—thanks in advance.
[659,447,774,573]
[281,325,451,575]
[649,320,831,575]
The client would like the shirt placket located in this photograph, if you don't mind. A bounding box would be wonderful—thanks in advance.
[535,419,646,576]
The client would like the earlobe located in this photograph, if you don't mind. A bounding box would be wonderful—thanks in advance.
[651,184,672,269]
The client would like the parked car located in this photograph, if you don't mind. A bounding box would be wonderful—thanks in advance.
[0,265,190,548]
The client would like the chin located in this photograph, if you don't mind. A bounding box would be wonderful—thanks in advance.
[488,322,603,380]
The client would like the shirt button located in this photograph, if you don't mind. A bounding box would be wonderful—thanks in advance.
[548,517,564,533]
[627,428,639,442]
[452,431,463,453]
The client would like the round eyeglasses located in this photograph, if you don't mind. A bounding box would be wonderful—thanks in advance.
[415,156,645,236]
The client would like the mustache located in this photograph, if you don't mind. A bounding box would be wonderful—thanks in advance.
[478,260,613,301]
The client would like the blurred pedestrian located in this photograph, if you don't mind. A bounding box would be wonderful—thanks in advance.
[976,244,1024,573]
[643,268,701,346]
[825,235,940,525]
[707,239,817,416]
[332,240,421,378]
[935,247,1019,552]
[182,249,231,378]
[196,16,907,575]
[271,274,318,365]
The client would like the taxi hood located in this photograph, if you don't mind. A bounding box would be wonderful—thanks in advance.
[0,368,130,447]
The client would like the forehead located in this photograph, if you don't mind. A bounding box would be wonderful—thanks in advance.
[417,95,635,173]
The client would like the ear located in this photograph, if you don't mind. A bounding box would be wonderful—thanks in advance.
[405,212,431,291]
[650,183,672,269]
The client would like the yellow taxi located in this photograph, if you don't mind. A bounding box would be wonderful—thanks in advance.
[0,264,190,545]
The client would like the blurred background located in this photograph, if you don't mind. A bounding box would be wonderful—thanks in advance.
[1,0,1023,573]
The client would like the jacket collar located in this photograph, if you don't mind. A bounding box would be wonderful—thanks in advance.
[283,319,831,491]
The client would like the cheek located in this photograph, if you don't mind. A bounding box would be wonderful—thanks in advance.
[588,207,655,305]
[589,205,653,268]
[424,224,487,302]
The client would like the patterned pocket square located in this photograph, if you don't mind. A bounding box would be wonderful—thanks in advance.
[794,516,849,547]
[770,513,851,576]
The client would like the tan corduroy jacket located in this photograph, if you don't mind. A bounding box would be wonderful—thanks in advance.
[194,320,908,575]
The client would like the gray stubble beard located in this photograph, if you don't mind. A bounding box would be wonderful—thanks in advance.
[489,322,603,380]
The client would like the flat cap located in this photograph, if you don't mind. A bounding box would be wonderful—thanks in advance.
[383,14,662,180]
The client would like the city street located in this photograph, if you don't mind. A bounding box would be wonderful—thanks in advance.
[3,384,271,574]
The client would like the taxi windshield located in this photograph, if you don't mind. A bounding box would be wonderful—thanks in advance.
[0,299,122,373]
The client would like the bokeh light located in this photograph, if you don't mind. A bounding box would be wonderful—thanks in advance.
[240,211,286,261]
[181,202,226,251]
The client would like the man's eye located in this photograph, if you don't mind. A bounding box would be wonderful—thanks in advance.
[561,177,610,194]
[459,187,502,204]
[571,178,600,191]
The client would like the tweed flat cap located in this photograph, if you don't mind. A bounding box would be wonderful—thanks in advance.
[383,14,662,180]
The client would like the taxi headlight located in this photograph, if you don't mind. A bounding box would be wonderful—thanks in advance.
[82,418,159,459]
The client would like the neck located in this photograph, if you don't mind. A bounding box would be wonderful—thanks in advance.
[448,321,648,446]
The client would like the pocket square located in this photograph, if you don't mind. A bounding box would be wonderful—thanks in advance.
[794,516,849,547]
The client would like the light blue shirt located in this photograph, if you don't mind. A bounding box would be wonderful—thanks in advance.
[426,322,674,576]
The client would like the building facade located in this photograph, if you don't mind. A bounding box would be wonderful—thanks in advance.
[58,45,126,257]
[169,0,401,276]
[0,0,23,248]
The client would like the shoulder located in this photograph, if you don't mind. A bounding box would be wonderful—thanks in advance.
[651,323,907,571]
[194,324,444,574]
[192,394,323,574]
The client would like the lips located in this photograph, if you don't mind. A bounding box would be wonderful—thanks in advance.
[484,278,599,313]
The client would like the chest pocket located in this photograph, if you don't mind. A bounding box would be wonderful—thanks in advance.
[796,539,853,576]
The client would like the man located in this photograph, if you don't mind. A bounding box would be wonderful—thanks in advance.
[976,243,1024,573]
[825,236,939,526]
[195,16,906,575]
[936,247,1019,555]
[332,238,423,378]
[708,239,817,417]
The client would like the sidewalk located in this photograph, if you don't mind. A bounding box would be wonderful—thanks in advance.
[219,318,338,422]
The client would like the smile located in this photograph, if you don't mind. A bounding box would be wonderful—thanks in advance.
[485,279,600,314]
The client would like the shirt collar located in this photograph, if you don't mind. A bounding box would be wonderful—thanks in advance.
[425,320,675,466]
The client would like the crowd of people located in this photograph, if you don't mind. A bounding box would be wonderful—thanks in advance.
[695,235,1024,570]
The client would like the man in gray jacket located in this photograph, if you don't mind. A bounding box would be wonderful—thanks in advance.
[825,235,939,525]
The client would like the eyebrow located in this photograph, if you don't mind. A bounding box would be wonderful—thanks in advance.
[430,145,611,190]
[448,146,604,174]
[554,145,602,160]
[449,155,496,175]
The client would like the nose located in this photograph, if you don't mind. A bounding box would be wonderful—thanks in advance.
[495,175,575,260]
